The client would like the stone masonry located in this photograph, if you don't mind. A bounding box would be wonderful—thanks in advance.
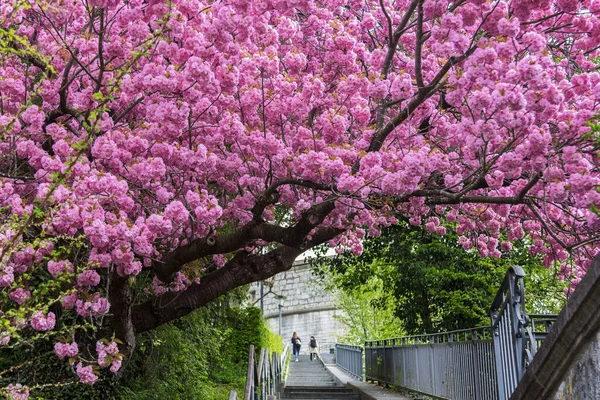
[248,254,346,354]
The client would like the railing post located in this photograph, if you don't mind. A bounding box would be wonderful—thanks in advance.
[391,338,396,386]
[402,338,407,388]
[429,335,435,397]
[415,337,420,391]
[490,266,528,400]
[244,345,255,400]
[361,345,364,381]
[471,329,482,400]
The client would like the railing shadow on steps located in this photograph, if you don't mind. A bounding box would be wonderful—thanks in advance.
[229,342,290,400]
[335,266,558,400]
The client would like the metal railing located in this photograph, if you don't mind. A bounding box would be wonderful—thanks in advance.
[364,327,497,400]
[335,344,363,380]
[490,268,558,400]
[528,314,557,351]
[490,266,527,400]
[338,266,558,400]
[228,344,287,400]
[280,343,290,382]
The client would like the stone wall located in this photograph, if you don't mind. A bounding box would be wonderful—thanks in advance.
[248,257,346,353]
[552,329,600,400]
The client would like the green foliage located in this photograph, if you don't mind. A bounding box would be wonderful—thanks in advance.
[313,221,567,336]
[0,340,120,400]
[118,304,282,400]
[225,307,267,364]
[331,277,405,345]
[0,290,282,400]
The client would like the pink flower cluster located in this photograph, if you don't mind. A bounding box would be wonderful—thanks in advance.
[54,342,79,358]
[30,312,55,331]
[0,333,10,346]
[77,270,101,288]
[47,260,73,277]
[97,341,123,373]
[76,362,98,385]
[8,288,30,305]
[6,384,29,400]
[0,266,14,287]
[75,294,110,317]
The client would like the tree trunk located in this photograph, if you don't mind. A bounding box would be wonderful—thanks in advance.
[109,272,136,365]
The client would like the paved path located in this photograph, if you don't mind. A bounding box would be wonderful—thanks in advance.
[283,355,358,399]
[323,363,415,400]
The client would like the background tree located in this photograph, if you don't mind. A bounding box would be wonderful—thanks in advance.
[1,0,599,394]
[325,274,405,344]
[314,221,567,335]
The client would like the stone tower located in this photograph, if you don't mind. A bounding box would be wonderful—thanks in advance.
[248,251,346,353]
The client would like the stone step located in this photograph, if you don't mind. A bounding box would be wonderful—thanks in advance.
[282,395,360,400]
[284,391,354,397]
[281,396,359,399]
[283,394,357,399]
[283,355,359,399]
[284,387,354,393]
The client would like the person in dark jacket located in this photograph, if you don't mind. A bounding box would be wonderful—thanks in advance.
[309,336,318,361]
[291,332,301,362]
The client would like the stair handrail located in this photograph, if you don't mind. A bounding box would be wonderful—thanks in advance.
[238,344,286,400]
[280,342,290,382]
[243,345,255,400]
[490,266,531,400]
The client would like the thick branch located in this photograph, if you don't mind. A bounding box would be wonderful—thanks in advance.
[251,178,334,217]
[133,227,342,333]
[380,0,419,78]
[154,200,336,282]
[414,0,424,88]
[362,45,478,162]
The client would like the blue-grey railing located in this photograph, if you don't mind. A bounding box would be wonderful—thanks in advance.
[364,327,497,400]
[490,267,558,400]
[336,266,558,400]
[335,344,363,380]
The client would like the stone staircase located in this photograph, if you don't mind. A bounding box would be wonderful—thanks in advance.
[282,355,359,400]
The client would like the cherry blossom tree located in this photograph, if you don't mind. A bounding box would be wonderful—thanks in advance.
[1,0,600,393]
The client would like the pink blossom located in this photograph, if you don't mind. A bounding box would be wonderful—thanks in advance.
[61,293,78,309]
[6,384,29,400]
[47,260,73,277]
[54,342,79,358]
[0,333,10,346]
[110,359,122,373]
[75,295,110,317]
[76,363,98,385]
[97,340,123,373]
[0,266,14,287]
[8,288,30,305]
[164,200,189,224]
[30,312,56,331]
[77,270,101,287]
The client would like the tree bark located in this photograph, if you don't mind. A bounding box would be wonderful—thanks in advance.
[109,272,137,363]
[132,245,304,333]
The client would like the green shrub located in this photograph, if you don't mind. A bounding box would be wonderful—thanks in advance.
[118,305,282,400]
[0,299,281,399]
